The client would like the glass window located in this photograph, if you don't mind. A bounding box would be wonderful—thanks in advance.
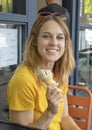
[78,28,92,92]
[80,0,92,25]
[78,0,92,93]
[0,23,22,85]
[0,0,26,15]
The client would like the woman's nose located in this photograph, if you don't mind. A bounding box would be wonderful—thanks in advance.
[49,37,58,45]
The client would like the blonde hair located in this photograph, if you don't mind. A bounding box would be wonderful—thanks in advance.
[23,16,75,85]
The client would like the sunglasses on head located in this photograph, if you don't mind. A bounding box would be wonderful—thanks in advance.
[38,12,67,20]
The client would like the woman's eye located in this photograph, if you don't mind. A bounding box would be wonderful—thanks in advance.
[42,35,51,39]
[57,36,64,40]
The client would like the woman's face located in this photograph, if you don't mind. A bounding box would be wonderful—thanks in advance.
[37,20,65,64]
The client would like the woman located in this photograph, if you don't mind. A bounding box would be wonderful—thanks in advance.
[7,13,81,130]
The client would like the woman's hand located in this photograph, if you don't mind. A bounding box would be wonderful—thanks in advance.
[46,83,63,115]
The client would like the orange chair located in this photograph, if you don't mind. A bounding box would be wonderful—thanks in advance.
[68,85,92,130]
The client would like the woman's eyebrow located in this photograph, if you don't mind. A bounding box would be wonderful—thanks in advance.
[42,32,64,35]
[42,32,51,34]
[58,33,64,35]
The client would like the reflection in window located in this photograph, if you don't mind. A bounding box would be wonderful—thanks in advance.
[0,24,22,85]
[78,29,92,92]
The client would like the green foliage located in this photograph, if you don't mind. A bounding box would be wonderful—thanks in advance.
[84,0,92,14]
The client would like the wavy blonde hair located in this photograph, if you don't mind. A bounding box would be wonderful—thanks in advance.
[23,16,75,85]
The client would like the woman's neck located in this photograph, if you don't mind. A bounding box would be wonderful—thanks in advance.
[40,61,54,70]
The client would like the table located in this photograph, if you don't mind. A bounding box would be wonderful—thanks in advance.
[0,120,42,130]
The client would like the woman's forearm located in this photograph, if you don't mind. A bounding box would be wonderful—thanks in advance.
[29,109,54,130]
[61,115,81,130]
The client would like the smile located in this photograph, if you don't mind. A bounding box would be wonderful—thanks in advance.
[47,49,59,52]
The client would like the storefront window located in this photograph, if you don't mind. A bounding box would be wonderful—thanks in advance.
[0,0,26,14]
[78,28,92,91]
[78,0,92,93]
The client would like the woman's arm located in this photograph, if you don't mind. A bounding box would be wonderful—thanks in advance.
[61,94,82,130]
[10,83,62,130]
[10,109,54,130]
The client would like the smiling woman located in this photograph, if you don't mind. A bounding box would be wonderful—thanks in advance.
[7,3,81,130]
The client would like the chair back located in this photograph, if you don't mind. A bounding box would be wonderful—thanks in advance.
[68,85,92,130]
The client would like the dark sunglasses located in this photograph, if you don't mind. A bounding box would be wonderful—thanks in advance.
[38,12,67,20]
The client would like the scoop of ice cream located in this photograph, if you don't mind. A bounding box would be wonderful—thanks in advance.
[38,69,56,85]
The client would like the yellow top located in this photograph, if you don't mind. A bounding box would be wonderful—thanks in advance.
[7,65,68,130]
